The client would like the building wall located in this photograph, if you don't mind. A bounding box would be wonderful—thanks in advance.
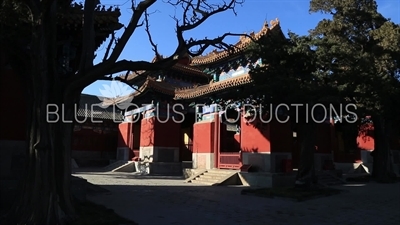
[269,119,293,153]
[240,117,270,153]
[357,122,374,150]
[118,122,132,149]
[0,55,27,141]
[192,118,216,169]
[192,121,215,154]
[0,53,28,179]
[72,120,119,168]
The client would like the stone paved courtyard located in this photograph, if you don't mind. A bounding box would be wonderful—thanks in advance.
[73,171,400,225]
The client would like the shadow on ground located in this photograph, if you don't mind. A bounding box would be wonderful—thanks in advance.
[78,172,400,225]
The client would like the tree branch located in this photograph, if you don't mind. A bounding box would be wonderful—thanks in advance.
[184,32,255,56]
[167,0,245,59]
[144,10,159,56]
[98,76,143,93]
[124,70,131,80]
[102,32,116,62]
[106,0,157,63]
[67,0,252,94]
[67,56,178,92]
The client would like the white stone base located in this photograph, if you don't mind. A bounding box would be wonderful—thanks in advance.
[334,162,372,174]
[192,153,215,169]
[241,152,292,173]
[140,146,179,162]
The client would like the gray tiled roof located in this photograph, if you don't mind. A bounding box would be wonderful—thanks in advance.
[76,94,124,121]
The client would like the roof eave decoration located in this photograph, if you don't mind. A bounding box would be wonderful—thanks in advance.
[174,74,253,99]
[118,74,254,101]
[189,19,281,66]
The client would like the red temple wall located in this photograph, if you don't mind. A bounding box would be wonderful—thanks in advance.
[269,119,292,153]
[73,120,119,153]
[357,123,374,150]
[0,63,27,141]
[355,123,400,151]
[140,117,181,148]
[118,122,132,149]
[153,118,181,147]
[240,117,270,153]
[193,121,214,153]
[73,131,117,152]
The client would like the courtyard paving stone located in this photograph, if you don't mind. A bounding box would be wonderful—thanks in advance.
[74,171,400,225]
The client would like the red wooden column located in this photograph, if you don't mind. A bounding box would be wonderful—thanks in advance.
[139,106,181,163]
[192,112,219,169]
[117,122,133,160]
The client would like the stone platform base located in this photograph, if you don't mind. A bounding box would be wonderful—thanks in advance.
[238,172,296,188]
[137,162,183,176]
[183,168,207,179]
[334,162,372,174]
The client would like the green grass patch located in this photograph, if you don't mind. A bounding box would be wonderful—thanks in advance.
[68,201,137,225]
[241,186,343,202]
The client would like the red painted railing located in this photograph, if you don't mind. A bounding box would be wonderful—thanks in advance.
[219,152,241,169]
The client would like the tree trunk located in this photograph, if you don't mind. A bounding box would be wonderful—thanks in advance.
[5,1,81,223]
[7,97,78,224]
[371,115,396,182]
[295,121,318,188]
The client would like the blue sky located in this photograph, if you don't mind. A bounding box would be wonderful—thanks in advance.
[82,0,400,97]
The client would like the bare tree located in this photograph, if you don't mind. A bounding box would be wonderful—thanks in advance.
[0,0,246,224]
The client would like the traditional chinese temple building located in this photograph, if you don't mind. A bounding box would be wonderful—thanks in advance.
[72,94,123,167]
[116,19,400,176]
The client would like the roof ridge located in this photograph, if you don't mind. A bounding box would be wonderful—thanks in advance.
[129,74,254,100]
[189,19,280,66]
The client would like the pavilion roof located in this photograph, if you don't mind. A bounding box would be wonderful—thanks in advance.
[77,94,124,121]
[114,73,254,102]
[121,19,282,84]
[111,19,283,103]
[189,19,281,66]
[122,62,210,84]
[174,74,253,99]
[58,4,123,49]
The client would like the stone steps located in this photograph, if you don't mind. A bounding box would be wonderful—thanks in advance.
[187,169,238,185]
[190,179,217,185]
[103,160,130,172]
